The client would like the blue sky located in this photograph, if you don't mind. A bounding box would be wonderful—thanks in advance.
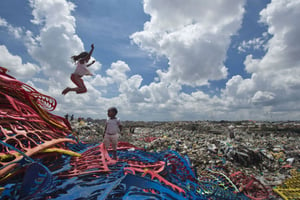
[1,0,300,121]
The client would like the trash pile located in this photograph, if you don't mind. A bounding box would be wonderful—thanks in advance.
[0,67,299,199]
[72,120,300,199]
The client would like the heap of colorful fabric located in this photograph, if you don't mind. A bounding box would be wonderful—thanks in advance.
[0,67,273,199]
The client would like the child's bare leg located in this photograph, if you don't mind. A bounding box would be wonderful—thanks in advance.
[62,87,71,95]
[62,73,87,95]
[63,87,82,94]
[111,135,118,160]
[75,87,87,94]
[71,74,87,94]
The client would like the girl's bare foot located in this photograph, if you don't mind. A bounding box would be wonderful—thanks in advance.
[62,87,71,95]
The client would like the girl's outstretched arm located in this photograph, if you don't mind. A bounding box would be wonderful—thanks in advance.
[82,44,95,62]
[87,44,94,58]
[87,60,95,67]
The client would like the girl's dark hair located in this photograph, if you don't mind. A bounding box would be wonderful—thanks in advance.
[71,52,89,62]
[108,107,118,114]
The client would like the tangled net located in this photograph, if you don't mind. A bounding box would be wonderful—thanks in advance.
[0,67,277,199]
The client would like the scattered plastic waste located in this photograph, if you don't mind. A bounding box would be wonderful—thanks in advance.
[273,171,300,200]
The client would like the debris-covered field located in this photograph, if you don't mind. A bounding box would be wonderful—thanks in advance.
[74,119,300,199]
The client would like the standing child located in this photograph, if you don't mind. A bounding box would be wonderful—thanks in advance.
[62,44,95,95]
[103,107,122,160]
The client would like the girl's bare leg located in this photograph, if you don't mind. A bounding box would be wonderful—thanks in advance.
[62,74,87,95]
[71,74,87,93]
[62,87,71,95]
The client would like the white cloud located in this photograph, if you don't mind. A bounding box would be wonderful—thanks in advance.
[0,17,23,39]
[0,45,40,78]
[29,0,76,32]
[106,61,130,83]
[131,0,246,87]
[223,0,300,120]
[238,32,269,53]
[251,91,275,105]
[27,0,83,80]
[0,17,8,26]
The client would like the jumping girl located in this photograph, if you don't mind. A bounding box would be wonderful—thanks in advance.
[62,44,95,95]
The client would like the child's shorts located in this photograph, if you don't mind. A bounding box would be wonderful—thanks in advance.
[103,134,119,150]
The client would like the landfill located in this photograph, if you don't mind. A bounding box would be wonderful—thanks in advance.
[0,66,299,199]
[74,119,300,199]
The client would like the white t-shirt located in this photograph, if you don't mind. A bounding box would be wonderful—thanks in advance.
[105,118,121,135]
[74,60,91,76]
